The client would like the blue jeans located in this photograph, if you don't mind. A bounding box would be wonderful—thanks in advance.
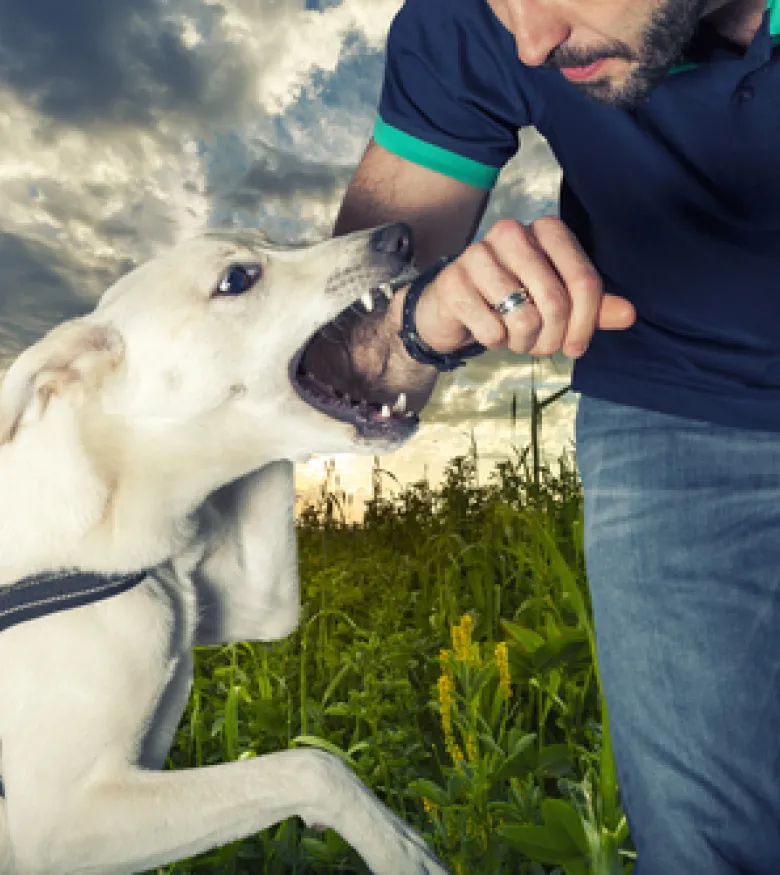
[576,395,780,875]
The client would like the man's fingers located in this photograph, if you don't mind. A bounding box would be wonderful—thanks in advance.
[482,219,571,355]
[598,294,636,331]
[522,217,604,357]
[410,216,636,363]
[413,260,506,352]
[451,241,543,353]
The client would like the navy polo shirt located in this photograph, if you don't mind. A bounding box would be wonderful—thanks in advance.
[375,0,780,433]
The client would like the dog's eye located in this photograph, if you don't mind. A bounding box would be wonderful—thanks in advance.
[213,263,263,297]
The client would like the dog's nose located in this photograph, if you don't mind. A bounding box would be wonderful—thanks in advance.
[370,223,413,259]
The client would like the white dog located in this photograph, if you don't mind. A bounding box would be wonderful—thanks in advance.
[0,224,450,875]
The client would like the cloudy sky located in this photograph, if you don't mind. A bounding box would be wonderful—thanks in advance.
[0,0,574,515]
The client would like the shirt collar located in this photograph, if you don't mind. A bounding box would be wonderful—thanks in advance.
[669,0,778,75]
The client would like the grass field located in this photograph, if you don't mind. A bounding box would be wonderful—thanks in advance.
[152,441,635,875]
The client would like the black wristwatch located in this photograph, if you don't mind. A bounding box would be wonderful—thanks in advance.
[398,257,486,372]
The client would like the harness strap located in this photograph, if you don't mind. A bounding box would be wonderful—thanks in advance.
[0,569,148,635]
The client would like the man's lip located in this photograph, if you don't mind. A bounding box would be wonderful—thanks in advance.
[559,58,608,81]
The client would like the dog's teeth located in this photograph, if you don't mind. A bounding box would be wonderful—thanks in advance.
[360,292,374,312]
[392,392,407,414]
[378,282,394,301]
[380,404,391,419]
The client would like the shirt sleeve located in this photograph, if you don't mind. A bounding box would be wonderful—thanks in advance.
[375,0,528,190]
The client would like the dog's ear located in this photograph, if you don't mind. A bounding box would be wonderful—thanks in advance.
[193,460,301,646]
[0,319,124,444]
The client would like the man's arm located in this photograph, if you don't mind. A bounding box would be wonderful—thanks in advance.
[334,139,489,269]
[331,139,493,404]
[334,138,635,388]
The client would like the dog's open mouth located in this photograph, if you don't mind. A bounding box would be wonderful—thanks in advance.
[289,278,423,442]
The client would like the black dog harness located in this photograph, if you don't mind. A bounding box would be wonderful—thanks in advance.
[0,569,147,635]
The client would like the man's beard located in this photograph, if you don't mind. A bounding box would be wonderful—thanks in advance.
[545,0,710,108]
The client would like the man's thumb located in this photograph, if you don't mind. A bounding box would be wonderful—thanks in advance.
[597,294,636,330]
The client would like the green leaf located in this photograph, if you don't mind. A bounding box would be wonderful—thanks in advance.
[599,699,622,832]
[497,824,578,864]
[490,735,537,785]
[407,778,450,808]
[531,629,591,676]
[509,728,538,758]
[299,836,335,862]
[347,740,371,758]
[323,703,351,717]
[501,619,546,652]
[480,734,506,760]
[501,620,544,653]
[498,801,590,867]
[321,664,351,707]
[537,744,576,778]
[541,798,590,857]
[290,735,356,766]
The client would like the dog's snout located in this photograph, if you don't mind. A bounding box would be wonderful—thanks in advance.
[369,223,413,260]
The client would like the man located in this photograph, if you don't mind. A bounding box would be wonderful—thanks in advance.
[327,0,780,872]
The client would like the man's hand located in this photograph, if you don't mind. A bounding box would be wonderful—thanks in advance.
[395,216,636,360]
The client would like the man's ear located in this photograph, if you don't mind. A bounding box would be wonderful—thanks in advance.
[0,318,124,445]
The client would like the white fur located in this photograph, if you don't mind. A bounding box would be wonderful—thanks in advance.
[0,227,447,875]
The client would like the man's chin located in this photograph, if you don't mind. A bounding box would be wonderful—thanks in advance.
[574,63,671,109]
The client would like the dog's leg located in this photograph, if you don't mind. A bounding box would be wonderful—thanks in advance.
[10,750,447,875]
[0,568,448,875]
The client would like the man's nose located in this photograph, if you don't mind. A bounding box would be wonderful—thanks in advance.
[509,0,570,67]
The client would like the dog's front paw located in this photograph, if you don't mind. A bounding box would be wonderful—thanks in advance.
[376,806,451,875]
[301,750,451,874]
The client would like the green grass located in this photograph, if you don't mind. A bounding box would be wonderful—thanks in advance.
[151,442,635,875]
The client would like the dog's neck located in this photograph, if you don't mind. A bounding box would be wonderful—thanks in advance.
[0,401,237,586]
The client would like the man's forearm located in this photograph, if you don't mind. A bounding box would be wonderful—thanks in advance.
[331,141,491,404]
[334,191,488,270]
[333,143,489,268]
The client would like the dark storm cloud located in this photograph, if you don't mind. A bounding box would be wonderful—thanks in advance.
[0,233,92,366]
[0,0,249,127]
[233,148,352,208]
[220,143,352,211]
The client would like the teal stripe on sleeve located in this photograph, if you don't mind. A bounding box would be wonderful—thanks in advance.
[768,0,779,36]
[373,117,500,190]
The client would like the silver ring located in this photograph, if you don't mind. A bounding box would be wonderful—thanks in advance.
[495,289,531,316]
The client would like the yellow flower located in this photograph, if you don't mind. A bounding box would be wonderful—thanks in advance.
[447,740,466,770]
[439,634,473,770]
[466,731,478,763]
[422,797,439,817]
[438,673,454,736]
[452,614,473,662]
[495,641,512,697]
